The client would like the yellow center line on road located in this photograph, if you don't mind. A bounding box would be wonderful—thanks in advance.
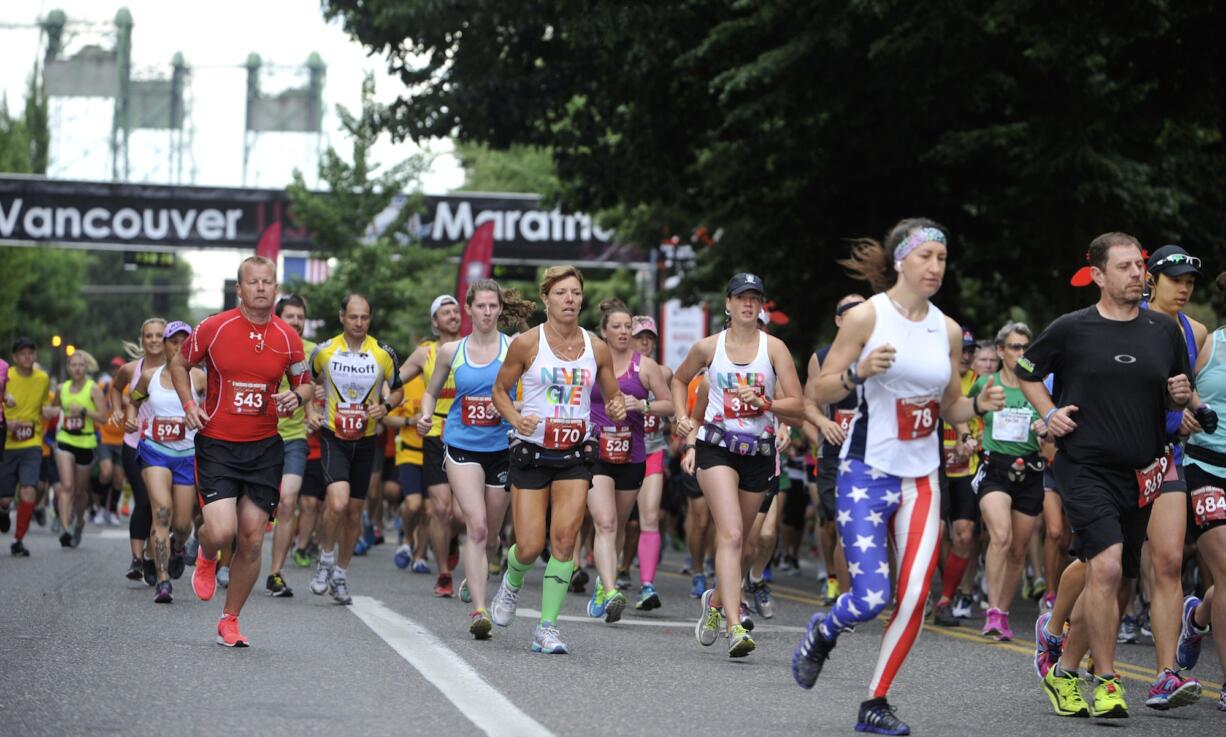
[659,570,1222,699]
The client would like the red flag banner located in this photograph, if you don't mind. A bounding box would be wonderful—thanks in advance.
[456,221,495,336]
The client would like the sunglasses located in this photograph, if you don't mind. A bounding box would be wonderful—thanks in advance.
[1152,253,1201,270]
[1004,343,1029,351]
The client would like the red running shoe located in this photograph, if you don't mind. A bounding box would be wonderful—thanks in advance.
[216,613,250,647]
[193,553,218,601]
[447,537,460,571]
[434,572,454,598]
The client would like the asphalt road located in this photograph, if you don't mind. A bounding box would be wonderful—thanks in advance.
[1,523,1221,737]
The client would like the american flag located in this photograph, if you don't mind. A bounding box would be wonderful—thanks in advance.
[282,254,330,284]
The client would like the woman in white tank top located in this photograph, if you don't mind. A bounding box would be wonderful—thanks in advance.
[671,272,805,659]
[127,321,206,603]
[790,218,1005,736]
[490,265,626,655]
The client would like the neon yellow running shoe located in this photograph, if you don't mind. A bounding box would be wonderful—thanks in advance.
[824,577,840,604]
[728,624,756,658]
[1042,667,1089,717]
[695,589,722,646]
[1090,676,1128,719]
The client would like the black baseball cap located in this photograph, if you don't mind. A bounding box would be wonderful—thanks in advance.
[1147,244,1201,278]
[726,272,766,297]
[12,337,35,353]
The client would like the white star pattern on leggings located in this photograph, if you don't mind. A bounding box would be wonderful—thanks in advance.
[837,509,852,525]
[853,534,876,553]
[847,561,863,577]
[875,560,891,576]
[863,589,886,609]
[865,509,884,527]
[848,486,869,502]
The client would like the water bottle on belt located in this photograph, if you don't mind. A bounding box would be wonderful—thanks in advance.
[1008,456,1025,483]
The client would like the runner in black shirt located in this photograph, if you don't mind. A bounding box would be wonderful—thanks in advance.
[1016,232,1191,719]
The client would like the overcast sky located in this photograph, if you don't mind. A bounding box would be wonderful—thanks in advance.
[0,0,465,309]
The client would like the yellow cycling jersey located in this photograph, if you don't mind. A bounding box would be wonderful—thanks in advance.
[5,367,51,451]
[422,340,455,438]
[311,334,402,439]
[392,376,425,466]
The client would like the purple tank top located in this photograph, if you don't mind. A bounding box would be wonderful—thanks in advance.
[590,352,649,463]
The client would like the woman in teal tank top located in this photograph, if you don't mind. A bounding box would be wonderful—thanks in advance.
[52,350,108,547]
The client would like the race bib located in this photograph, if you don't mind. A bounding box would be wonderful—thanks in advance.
[543,418,586,450]
[643,413,661,434]
[152,416,185,443]
[1135,448,1173,508]
[335,404,368,441]
[896,396,940,440]
[599,426,632,463]
[225,380,269,416]
[11,421,34,442]
[944,446,969,475]
[1192,486,1226,528]
[461,396,500,427]
[834,409,856,434]
[63,414,85,433]
[723,387,764,419]
[991,408,1031,443]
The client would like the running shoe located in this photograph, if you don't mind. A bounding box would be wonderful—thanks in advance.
[1116,615,1139,644]
[469,609,493,640]
[690,573,706,598]
[1033,612,1064,679]
[981,607,1004,638]
[793,613,836,689]
[142,558,156,586]
[266,572,293,597]
[292,547,312,568]
[1176,594,1207,670]
[10,540,29,557]
[1031,576,1047,600]
[393,544,412,570]
[636,583,661,611]
[569,568,590,593]
[331,575,353,605]
[824,577,839,605]
[1022,576,1034,602]
[184,534,198,567]
[856,697,910,735]
[410,558,431,574]
[491,573,521,627]
[309,561,332,595]
[0,511,9,533]
[1089,675,1128,718]
[154,580,173,603]
[126,557,143,579]
[995,611,1014,641]
[373,527,385,546]
[604,590,626,624]
[32,507,46,527]
[217,565,230,589]
[680,556,692,575]
[1145,668,1201,710]
[587,579,608,618]
[353,537,371,556]
[1041,667,1089,717]
[92,509,106,526]
[932,600,958,627]
[168,552,185,580]
[615,569,631,590]
[951,592,973,619]
[434,573,454,598]
[738,602,755,631]
[749,580,775,619]
[1219,691,1226,712]
[488,559,501,577]
[192,554,218,601]
[71,522,83,547]
[531,621,568,654]
[107,510,121,526]
[1138,603,1152,639]
[728,624,755,657]
[459,578,472,603]
[216,613,250,648]
[59,531,72,548]
[51,516,61,535]
[695,589,722,647]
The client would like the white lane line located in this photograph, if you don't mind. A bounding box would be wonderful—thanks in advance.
[97,530,129,540]
[515,607,805,633]
[349,596,555,737]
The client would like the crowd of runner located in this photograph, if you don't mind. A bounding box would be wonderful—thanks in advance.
[1,221,1223,734]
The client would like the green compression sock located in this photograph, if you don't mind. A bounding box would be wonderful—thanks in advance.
[506,544,534,588]
[540,556,575,624]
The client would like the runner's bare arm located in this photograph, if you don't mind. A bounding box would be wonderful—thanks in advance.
[417,341,458,434]
[638,355,674,417]
[398,344,430,384]
[168,350,208,428]
[108,362,133,424]
[86,383,109,424]
[493,327,539,437]
[765,335,804,422]
[813,302,876,406]
[670,335,715,436]
[593,337,626,422]
[941,318,1003,423]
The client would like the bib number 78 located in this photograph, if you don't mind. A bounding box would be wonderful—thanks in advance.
[895,396,939,441]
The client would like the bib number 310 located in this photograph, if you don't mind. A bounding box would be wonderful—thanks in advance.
[723,387,764,419]
[895,396,939,440]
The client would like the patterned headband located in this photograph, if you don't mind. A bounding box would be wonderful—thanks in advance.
[894,227,947,262]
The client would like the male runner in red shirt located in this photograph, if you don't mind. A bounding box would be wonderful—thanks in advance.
[171,255,313,647]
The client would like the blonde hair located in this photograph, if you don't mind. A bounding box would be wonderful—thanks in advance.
[237,255,277,282]
[68,349,99,374]
[539,265,584,298]
[123,317,166,359]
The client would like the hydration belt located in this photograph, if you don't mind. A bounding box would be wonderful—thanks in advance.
[696,422,775,457]
[1185,443,1226,469]
[509,438,598,468]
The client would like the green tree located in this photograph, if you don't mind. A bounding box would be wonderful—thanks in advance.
[287,75,456,354]
[324,0,1226,343]
[455,142,557,195]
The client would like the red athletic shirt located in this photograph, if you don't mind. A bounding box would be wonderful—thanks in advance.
[183,308,309,443]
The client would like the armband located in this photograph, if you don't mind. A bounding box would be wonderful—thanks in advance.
[130,389,148,403]
[383,401,394,414]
